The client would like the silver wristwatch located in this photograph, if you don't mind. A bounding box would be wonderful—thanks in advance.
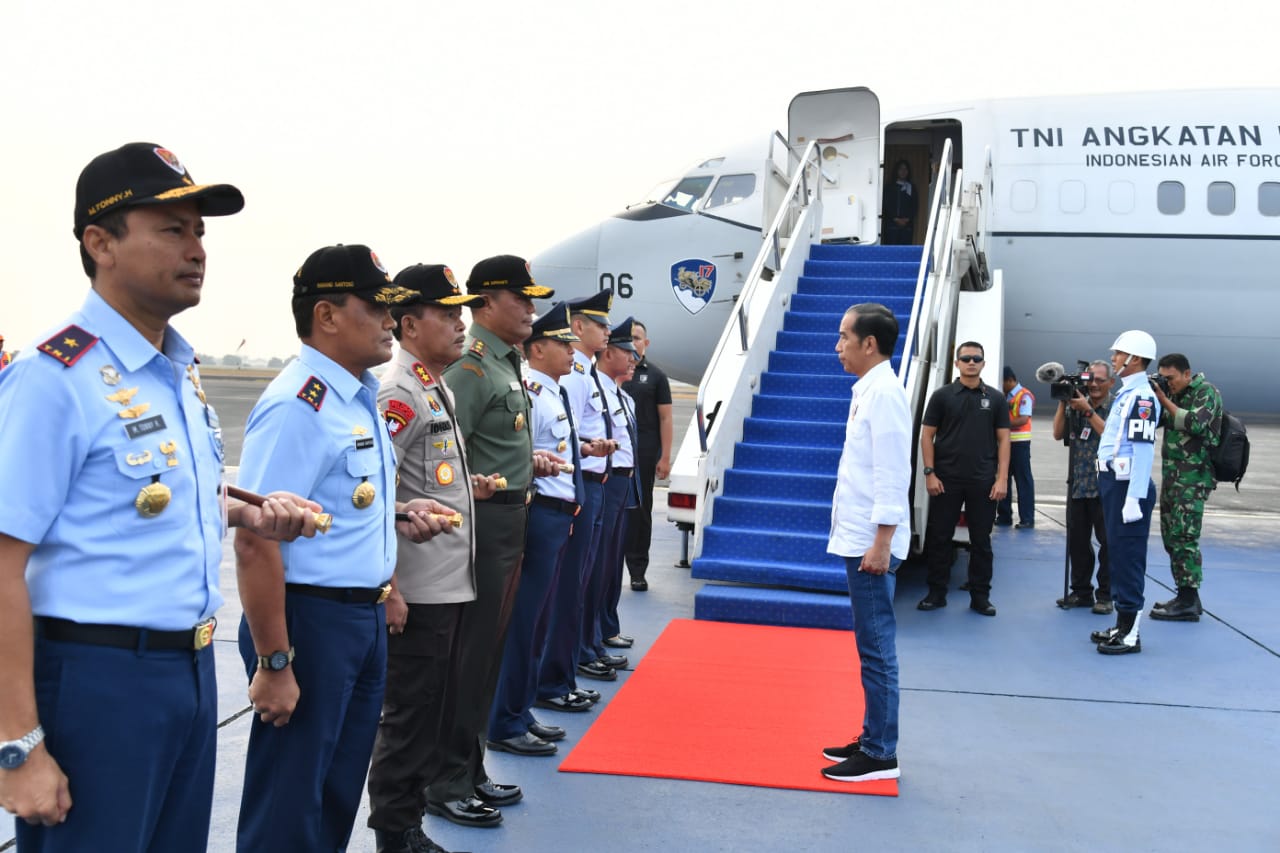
[0,725,45,770]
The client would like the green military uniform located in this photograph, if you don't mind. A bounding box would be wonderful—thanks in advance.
[1158,373,1223,588]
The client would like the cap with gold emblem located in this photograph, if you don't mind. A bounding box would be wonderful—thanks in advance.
[608,316,640,358]
[392,264,485,307]
[567,290,613,327]
[526,302,580,345]
[292,244,416,306]
[465,254,554,299]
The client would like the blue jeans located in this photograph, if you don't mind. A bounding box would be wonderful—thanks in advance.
[843,555,900,760]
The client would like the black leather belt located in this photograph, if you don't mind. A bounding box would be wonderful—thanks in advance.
[612,467,634,477]
[532,493,580,516]
[480,488,530,505]
[35,616,216,652]
[286,582,391,604]
[583,471,608,483]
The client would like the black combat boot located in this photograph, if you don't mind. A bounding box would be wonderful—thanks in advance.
[1150,586,1202,621]
[375,826,451,853]
[1097,611,1141,655]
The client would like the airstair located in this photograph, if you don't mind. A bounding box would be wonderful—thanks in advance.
[667,90,1001,630]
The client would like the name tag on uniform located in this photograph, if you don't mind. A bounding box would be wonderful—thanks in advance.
[355,437,375,450]
[510,381,522,391]
[1113,457,1131,480]
[125,415,166,439]
[1080,426,1092,440]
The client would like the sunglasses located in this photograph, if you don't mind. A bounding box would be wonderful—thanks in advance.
[956,355,984,363]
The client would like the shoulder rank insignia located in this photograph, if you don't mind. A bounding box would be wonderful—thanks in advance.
[461,362,485,378]
[384,399,416,437]
[469,339,486,358]
[39,325,99,367]
[413,362,434,388]
[573,362,586,374]
[526,380,542,396]
[297,376,328,411]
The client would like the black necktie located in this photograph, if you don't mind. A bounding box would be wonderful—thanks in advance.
[590,364,613,473]
[560,386,585,500]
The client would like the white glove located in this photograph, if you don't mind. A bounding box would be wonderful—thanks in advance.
[1122,497,1142,523]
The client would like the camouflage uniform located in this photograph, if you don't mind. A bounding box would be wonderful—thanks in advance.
[1158,373,1223,589]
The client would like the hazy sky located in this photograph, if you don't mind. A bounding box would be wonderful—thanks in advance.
[3,0,1276,359]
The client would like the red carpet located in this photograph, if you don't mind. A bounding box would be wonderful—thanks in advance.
[559,618,898,796]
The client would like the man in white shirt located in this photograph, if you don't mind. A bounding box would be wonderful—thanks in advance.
[821,303,911,783]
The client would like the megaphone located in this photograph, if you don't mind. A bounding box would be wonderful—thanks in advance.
[1035,361,1066,384]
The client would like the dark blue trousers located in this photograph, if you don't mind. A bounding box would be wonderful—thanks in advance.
[236,594,386,852]
[489,502,574,740]
[998,441,1036,524]
[1098,470,1156,614]
[18,638,216,853]
[537,480,603,699]
[594,475,633,654]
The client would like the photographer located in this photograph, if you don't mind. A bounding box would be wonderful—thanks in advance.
[1148,354,1223,622]
[1051,360,1114,614]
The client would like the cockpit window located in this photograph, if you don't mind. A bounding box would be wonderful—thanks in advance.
[705,174,757,209]
[661,176,713,211]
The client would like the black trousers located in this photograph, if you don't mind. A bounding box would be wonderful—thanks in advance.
[924,480,997,598]
[624,449,658,580]
[1067,496,1110,599]
[368,602,464,831]
[423,501,526,802]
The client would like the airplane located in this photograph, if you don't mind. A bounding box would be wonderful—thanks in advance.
[531,86,1280,414]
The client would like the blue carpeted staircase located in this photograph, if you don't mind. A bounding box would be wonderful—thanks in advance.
[692,243,924,629]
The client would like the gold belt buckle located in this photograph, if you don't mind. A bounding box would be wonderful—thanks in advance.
[376,584,392,605]
[193,617,217,650]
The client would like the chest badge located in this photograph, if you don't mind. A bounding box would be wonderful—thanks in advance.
[135,481,171,517]
[513,412,525,432]
[99,365,122,386]
[352,480,377,509]
[435,461,455,486]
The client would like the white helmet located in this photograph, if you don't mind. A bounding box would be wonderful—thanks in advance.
[1110,330,1157,360]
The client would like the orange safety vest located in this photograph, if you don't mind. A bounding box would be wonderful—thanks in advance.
[1009,385,1033,441]
[0,351,10,370]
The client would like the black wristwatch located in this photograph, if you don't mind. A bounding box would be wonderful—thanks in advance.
[257,647,295,672]
[923,466,935,476]
[0,725,44,770]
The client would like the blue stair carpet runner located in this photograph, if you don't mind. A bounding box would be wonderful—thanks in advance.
[693,243,923,629]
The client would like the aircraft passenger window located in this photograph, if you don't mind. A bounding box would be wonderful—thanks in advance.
[1010,180,1037,212]
[661,176,713,211]
[1260,182,1280,216]
[705,174,757,209]
[1059,180,1086,214]
[1207,182,1235,216]
[1157,181,1185,215]
[1108,181,1136,214]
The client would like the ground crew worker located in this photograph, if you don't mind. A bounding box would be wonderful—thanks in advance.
[366,263,497,852]
[998,366,1036,528]
[0,142,318,850]
[427,255,558,823]
[234,244,453,851]
[0,335,10,370]
[1149,353,1223,622]
[1091,330,1161,655]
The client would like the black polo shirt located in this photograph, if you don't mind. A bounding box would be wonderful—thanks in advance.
[922,380,1010,484]
[622,356,672,458]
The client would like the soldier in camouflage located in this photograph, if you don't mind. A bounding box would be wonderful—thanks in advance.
[1148,353,1222,622]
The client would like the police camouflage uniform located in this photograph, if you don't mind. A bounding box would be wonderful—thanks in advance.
[1158,373,1223,589]
[430,255,553,803]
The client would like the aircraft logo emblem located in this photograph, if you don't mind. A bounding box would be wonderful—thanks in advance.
[671,259,716,315]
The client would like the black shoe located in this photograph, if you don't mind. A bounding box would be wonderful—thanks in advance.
[424,796,503,828]
[822,737,861,762]
[1056,592,1094,609]
[1091,597,1114,615]
[917,594,947,611]
[577,660,617,681]
[487,732,557,756]
[597,653,628,669]
[994,518,1013,527]
[528,721,566,742]
[958,581,970,592]
[970,598,997,617]
[603,634,634,648]
[821,751,900,782]
[1096,612,1141,655]
[474,779,523,806]
[1151,589,1202,622]
[630,579,649,591]
[1090,625,1119,643]
[535,693,593,712]
[571,687,601,704]
[374,826,452,853]
[1015,520,1035,529]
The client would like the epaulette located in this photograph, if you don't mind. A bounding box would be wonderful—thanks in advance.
[468,339,486,358]
[526,380,542,396]
[38,324,98,367]
[412,362,434,389]
[297,375,327,411]
[384,399,416,436]
[461,362,485,378]
[573,362,586,374]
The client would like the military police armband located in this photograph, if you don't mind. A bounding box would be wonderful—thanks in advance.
[1125,395,1158,443]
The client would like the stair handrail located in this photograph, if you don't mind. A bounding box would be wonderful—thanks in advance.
[898,138,954,387]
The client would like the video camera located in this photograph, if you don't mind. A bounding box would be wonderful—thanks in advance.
[1149,373,1171,395]
[1036,360,1092,402]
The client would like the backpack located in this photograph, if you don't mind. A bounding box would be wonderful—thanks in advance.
[1210,411,1249,490]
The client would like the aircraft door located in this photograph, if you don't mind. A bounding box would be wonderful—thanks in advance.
[788,87,881,244]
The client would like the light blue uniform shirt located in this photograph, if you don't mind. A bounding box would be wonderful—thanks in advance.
[526,368,577,502]
[598,372,635,468]
[1097,370,1161,503]
[237,344,396,587]
[0,290,224,629]
[562,350,609,474]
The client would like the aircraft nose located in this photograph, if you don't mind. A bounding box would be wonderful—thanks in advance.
[530,222,602,303]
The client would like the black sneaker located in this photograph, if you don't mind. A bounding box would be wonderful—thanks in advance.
[822,751,900,782]
[822,737,861,762]
[1056,592,1094,609]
